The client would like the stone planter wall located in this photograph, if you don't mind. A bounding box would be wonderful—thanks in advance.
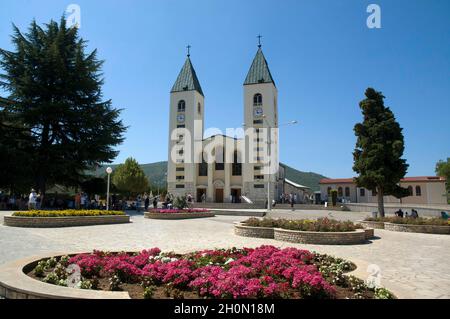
[144,212,214,220]
[384,223,450,234]
[234,224,275,239]
[234,223,370,245]
[3,215,130,228]
[358,220,385,229]
[364,228,375,239]
[274,228,367,245]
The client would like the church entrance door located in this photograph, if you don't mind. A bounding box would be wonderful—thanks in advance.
[231,189,242,203]
[197,189,206,202]
[215,189,224,203]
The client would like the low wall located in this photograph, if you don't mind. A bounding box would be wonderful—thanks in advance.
[233,223,370,245]
[3,215,130,228]
[344,203,449,217]
[274,228,367,245]
[358,220,385,229]
[144,212,215,219]
[234,223,275,239]
[384,223,450,234]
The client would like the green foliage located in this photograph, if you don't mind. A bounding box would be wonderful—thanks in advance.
[353,88,409,216]
[374,287,395,299]
[143,286,157,299]
[174,196,188,209]
[242,218,362,232]
[365,216,448,226]
[436,158,450,203]
[0,17,126,196]
[112,157,150,196]
[81,177,107,196]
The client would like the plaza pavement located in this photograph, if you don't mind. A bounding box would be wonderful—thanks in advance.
[0,209,449,299]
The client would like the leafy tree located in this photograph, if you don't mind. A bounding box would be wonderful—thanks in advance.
[0,97,33,193]
[0,17,126,200]
[112,157,150,196]
[80,177,107,196]
[436,158,450,202]
[353,88,409,217]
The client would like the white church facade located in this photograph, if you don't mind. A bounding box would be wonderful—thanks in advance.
[166,45,286,204]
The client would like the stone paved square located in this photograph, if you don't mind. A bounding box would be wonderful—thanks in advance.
[1,209,449,299]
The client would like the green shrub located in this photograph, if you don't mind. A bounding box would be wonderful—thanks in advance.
[143,286,156,299]
[374,287,395,299]
[242,218,361,232]
[364,216,448,226]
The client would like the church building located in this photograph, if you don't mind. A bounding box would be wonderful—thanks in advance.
[167,44,286,204]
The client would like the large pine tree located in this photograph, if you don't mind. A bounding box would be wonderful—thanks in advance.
[353,88,409,217]
[0,17,126,198]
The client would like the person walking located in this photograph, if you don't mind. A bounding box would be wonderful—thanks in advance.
[290,193,295,211]
[28,189,37,210]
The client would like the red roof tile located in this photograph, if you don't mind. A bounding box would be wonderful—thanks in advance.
[319,176,446,184]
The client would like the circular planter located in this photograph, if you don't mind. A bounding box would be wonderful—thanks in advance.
[0,254,130,299]
[274,228,367,245]
[234,223,275,239]
[3,215,130,228]
[144,212,215,220]
[358,220,385,229]
[384,223,450,235]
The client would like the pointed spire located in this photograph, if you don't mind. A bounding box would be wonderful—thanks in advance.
[171,52,204,96]
[244,47,276,87]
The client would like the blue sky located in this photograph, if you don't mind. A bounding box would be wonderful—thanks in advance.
[1,0,449,178]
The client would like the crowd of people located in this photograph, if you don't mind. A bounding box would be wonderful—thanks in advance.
[394,209,420,219]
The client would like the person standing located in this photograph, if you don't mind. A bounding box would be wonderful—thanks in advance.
[28,189,37,210]
[144,193,150,211]
[201,192,206,203]
[152,196,158,209]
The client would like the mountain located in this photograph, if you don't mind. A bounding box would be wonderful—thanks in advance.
[93,161,326,191]
[280,163,327,192]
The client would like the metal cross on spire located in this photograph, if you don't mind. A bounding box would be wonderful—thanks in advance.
[257,35,262,48]
[187,45,191,57]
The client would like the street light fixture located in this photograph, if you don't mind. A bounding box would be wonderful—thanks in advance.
[261,115,298,212]
[106,167,113,211]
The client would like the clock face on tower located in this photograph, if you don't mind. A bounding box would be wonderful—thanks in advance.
[254,107,263,117]
[177,114,185,123]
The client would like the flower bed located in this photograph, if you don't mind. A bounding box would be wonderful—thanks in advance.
[4,210,130,228]
[358,220,385,229]
[362,217,450,234]
[235,218,373,244]
[364,217,449,226]
[145,208,214,220]
[23,246,395,299]
[13,210,126,217]
[148,208,210,214]
[242,218,363,232]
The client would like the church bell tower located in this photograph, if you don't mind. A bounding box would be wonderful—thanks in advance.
[167,48,205,197]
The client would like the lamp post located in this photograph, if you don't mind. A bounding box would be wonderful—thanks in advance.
[106,167,113,211]
[262,116,298,212]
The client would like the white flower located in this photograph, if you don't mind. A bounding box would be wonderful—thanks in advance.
[224,258,234,265]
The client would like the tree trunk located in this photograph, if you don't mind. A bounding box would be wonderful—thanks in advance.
[377,187,385,217]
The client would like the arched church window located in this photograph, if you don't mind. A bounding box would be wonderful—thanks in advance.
[198,103,201,115]
[215,147,224,171]
[253,94,263,106]
[178,100,186,112]
[415,186,421,196]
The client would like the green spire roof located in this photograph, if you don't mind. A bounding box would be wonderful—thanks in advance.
[244,48,276,87]
[171,57,204,96]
